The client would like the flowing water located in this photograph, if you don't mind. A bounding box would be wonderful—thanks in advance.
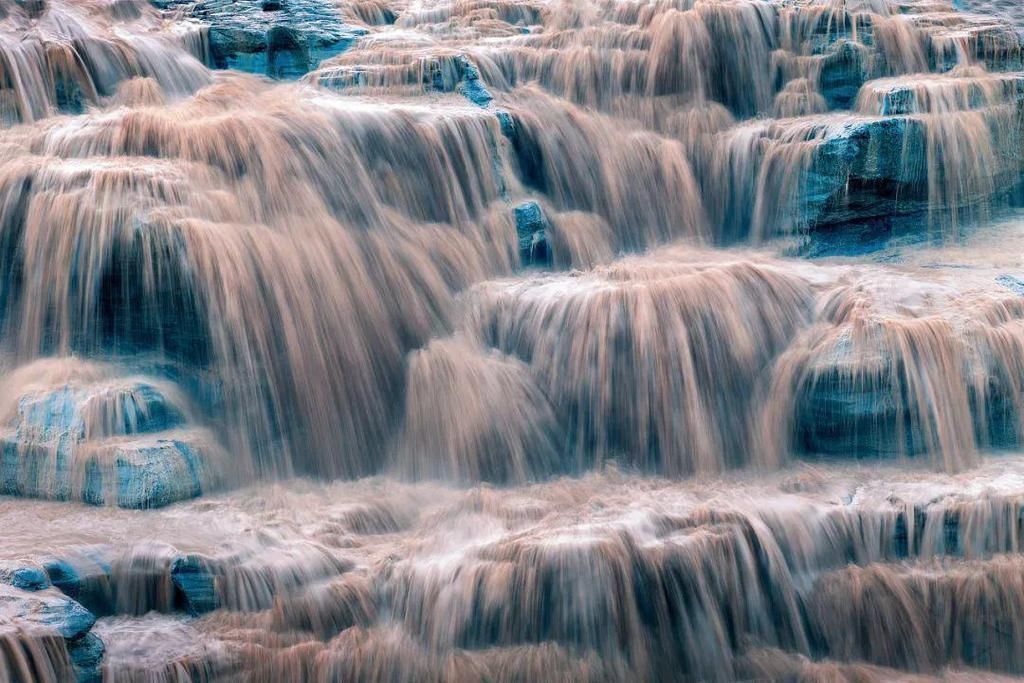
[1,0,1024,680]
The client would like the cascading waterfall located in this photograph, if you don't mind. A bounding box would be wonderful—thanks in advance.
[2,0,1024,680]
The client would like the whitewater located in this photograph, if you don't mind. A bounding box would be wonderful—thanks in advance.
[2,0,1024,680]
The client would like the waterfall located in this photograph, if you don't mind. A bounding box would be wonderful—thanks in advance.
[1,0,1024,680]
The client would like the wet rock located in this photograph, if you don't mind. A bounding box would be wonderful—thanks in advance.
[513,201,551,267]
[310,51,494,106]
[15,382,185,443]
[43,550,114,616]
[820,41,871,110]
[0,584,102,681]
[459,78,494,107]
[0,585,95,641]
[455,55,493,107]
[80,438,208,509]
[170,543,351,615]
[0,563,51,591]
[797,112,1020,229]
[796,362,909,458]
[496,110,515,137]
[0,374,223,509]
[997,274,1024,295]
[69,632,105,683]
[791,318,1022,460]
[43,544,183,617]
[169,555,218,616]
[190,0,367,79]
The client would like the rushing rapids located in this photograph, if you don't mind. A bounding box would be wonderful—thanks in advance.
[2,0,1024,680]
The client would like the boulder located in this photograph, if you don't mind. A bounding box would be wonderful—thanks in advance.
[786,108,1022,233]
[169,555,218,616]
[0,375,222,509]
[189,0,367,78]
[820,41,871,110]
[0,584,103,682]
[80,438,207,509]
[795,358,909,458]
[0,585,95,641]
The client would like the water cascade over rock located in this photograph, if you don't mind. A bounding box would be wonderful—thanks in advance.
[2,0,1024,680]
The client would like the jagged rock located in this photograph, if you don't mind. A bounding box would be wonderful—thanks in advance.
[188,0,367,78]
[459,78,493,107]
[513,201,551,267]
[455,55,493,107]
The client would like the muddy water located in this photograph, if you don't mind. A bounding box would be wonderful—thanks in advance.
[1,0,1024,680]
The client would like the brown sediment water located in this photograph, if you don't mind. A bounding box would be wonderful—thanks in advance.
[1,0,1024,680]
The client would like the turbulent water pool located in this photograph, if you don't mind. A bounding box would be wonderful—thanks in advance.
[2,0,1024,680]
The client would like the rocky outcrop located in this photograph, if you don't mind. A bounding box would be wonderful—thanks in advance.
[162,0,366,78]
[0,371,224,509]
[0,584,103,682]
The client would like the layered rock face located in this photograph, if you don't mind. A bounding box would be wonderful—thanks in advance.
[1,0,1024,680]
[0,359,225,509]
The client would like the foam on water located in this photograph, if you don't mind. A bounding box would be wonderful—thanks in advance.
[0,0,1023,679]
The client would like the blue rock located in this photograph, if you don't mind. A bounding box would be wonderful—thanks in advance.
[15,382,185,443]
[83,438,208,510]
[43,550,114,616]
[18,387,83,442]
[187,0,367,79]
[0,561,51,591]
[459,79,494,108]
[69,632,105,683]
[0,585,96,640]
[170,554,219,615]
[820,40,869,110]
[454,55,493,108]
[1,375,219,509]
[496,110,515,137]
[170,544,350,614]
[44,558,85,597]
[997,274,1024,296]
[11,566,50,591]
[513,202,551,267]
